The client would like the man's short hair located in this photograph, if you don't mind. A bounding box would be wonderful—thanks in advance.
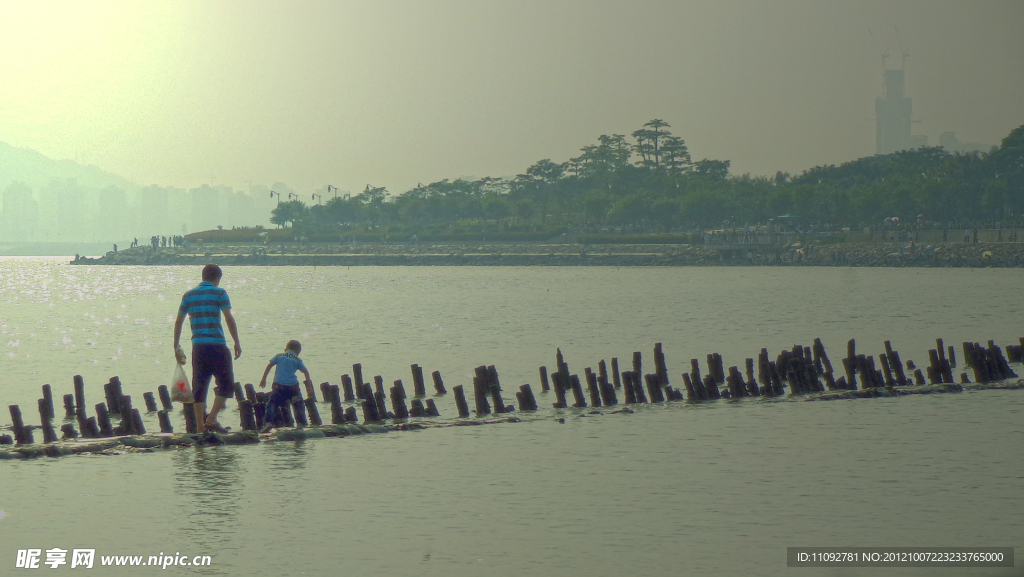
[202,264,223,282]
[286,340,302,354]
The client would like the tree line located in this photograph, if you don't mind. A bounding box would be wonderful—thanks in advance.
[270,121,1024,238]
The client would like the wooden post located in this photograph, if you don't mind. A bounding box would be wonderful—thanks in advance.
[42,384,55,420]
[352,363,364,391]
[38,399,57,443]
[654,343,669,385]
[879,352,896,386]
[569,374,587,407]
[344,406,357,422]
[63,394,75,418]
[453,385,470,418]
[431,370,446,395]
[703,373,721,399]
[320,381,331,402]
[95,402,114,437]
[374,386,388,420]
[632,351,643,382]
[330,400,345,425]
[411,364,426,396]
[682,373,698,401]
[60,423,78,440]
[391,380,409,419]
[585,369,602,407]
[409,399,425,417]
[131,409,146,435]
[611,358,621,388]
[182,403,198,434]
[143,392,159,412]
[622,371,637,404]
[304,398,321,426]
[425,399,440,416]
[518,384,538,410]
[118,395,135,435]
[244,383,258,404]
[644,373,665,402]
[158,385,173,410]
[73,374,88,432]
[303,380,317,403]
[598,366,617,406]
[551,372,569,408]
[473,366,492,415]
[486,365,506,414]
[539,366,550,392]
[360,385,380,422]
[341,374,355,401]
[158,410,174,433]
[103,378,120,415]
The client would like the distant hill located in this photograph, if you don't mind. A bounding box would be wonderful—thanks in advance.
[0,141,139,193]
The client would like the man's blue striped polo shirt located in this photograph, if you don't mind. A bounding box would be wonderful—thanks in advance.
[178,282,231,346]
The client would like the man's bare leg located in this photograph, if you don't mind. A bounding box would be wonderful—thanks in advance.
[193,402,207,433]
[205,395,228,426]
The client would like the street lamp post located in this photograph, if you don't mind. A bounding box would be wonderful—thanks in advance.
[327,185,338,199]
[312,193,322,205]
[270,190,281,205]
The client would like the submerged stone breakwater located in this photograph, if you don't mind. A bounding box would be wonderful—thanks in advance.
[71,241,1024,267]
[3,336,1024,460]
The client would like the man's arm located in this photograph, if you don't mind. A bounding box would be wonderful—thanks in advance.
[172,313,186,364]
[223,309,242,359]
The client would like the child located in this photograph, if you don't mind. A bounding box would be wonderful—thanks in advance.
[258,340,313,432]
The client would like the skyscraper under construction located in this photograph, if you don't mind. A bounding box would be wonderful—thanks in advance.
[875,67,927,155]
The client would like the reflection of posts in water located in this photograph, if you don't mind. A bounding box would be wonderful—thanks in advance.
[172,448,244,535]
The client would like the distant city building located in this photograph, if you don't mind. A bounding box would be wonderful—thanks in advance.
[875,68,927,154]
[939,131,991,154]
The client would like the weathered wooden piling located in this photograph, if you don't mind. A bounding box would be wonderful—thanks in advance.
[644,373,666,402]
[60,423,77,440]
[622,371,637,404]
[344,406,357,422]
[182,403,198,434]
[131,409,146,435]
[409,399,425,417]
[63,394,75,418]
[452,385,470,418]
[319,382,331,402]
[585,369,603,407]
[682,373,698,401]
[341,374,355,401]
[431,370,446,395]
[73,375,89,432]
[330,398,345,425]
[654,343,669,385]
[628,372,647,403]
[38,399,57,443]
[360,384,381,422]
[486,366,506,414]
[425,398,440,416]
[598,365,617,406]
[632,351,643,382]
[569,374,588,408]
[158,410,174,433]
[95,403,113,437]
[551,372,569,408]
[539,366,550,392]
[411,364,426,396]
[143,392,158,412]
[158,385,173,410]
[373,381,388,419]
[948,345,957,368]
[517,384,538,411]
[41,384,55,420]
[703,373,722,399]
[304,398,321,426]
[353,363,364,391]
[611,357,621,388]
[472,366,493,415]
[390,380,410,419]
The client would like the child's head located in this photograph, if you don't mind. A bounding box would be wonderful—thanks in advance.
[285,340,302,355]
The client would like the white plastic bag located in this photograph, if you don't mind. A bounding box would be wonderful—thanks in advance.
[171,362,194,403]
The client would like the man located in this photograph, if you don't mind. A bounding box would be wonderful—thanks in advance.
[172,264,242,434]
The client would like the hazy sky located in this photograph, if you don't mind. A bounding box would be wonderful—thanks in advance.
[0,0,1021,196]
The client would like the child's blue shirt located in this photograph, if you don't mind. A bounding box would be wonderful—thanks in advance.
[270,351,307,386]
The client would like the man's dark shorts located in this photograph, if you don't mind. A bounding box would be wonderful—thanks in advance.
[192,344,234,403]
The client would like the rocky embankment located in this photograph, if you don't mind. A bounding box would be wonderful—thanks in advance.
[71,241,1024,267]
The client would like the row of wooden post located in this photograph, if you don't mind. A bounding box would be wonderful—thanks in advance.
[5,338,1024,447]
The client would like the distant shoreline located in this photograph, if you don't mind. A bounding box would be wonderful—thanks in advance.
[68,242,1024,268]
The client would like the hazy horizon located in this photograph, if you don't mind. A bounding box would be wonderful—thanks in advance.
[1,0,1022,197]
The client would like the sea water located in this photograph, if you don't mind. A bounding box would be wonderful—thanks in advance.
[0,258,1021,576]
